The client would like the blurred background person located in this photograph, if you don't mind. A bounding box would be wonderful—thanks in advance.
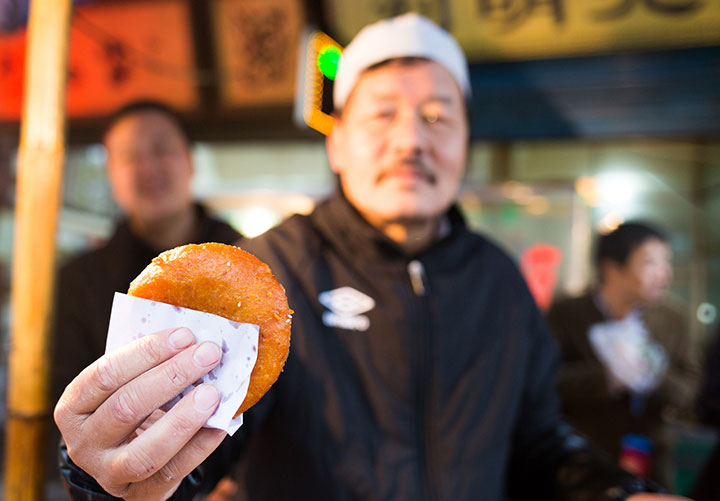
[50,100,241,406]
[547,221,699,489]
[689,326,720,501]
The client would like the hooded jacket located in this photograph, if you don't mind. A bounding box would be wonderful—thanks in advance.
[60,190,658,500]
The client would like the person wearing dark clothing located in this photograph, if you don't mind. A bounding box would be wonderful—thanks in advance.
[53,15,688,501]
[197,189,673,500]
[48,101,240,492]
[51,100,241,402]
[689,329,720,501]
[59,188,669,500]
[50,98,242,397]
[547,223,698,488]
[547,294,697,485]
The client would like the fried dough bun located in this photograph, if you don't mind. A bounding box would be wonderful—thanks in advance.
[127,242,292,416]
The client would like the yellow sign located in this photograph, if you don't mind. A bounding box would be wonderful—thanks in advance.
[297,31,342,135]
[325,0,720,61]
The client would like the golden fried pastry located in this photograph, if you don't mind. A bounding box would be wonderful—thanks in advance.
[128,242,292,416]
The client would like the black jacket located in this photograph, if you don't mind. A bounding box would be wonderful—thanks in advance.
[60,191,659,500]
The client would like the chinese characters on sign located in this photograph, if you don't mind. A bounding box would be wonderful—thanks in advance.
[212,0,304,107]
[325,0,719,60]
[477,0,565,32]
[592,0,705,21]
[476,0,703,31]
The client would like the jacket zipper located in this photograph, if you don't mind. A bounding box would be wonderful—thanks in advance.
[407,260,437,501]
[408,260,426,296]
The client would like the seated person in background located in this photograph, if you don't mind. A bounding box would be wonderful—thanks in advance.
[689,326,720,501]
[50,100,241,404]
[54,15,690,501]
[547,222,699,488]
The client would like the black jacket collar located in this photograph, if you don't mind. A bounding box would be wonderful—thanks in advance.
[107,203,240,255]
[311,188,468,270]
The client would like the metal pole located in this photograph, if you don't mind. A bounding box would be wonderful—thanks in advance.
[5,0,72,499]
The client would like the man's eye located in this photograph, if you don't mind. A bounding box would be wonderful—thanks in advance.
[374,110,394,120]
[422,111,444,124]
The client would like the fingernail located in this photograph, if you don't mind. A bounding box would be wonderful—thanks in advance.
[193,342,221,367]
[194,384,219,411]
[169,328,194,349]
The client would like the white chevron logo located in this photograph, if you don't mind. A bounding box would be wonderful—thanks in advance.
[318,286,375,331]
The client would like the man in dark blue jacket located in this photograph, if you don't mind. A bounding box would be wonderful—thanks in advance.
[54,13,690,501]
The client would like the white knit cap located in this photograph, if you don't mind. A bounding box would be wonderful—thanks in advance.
[333,13,471,110]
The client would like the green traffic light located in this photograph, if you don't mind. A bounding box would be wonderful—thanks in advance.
[317,45,341,80]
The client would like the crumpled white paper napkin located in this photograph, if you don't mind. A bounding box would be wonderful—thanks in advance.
[106,292,259,435]
[588,316,667,395]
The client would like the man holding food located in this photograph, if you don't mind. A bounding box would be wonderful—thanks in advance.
[54,13,691,501]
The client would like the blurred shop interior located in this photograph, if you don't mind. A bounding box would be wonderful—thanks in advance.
[0,0,719,496]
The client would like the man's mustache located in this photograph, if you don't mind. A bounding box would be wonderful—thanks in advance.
[375,157,437,185]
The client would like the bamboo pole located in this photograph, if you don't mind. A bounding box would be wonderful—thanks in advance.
[5,0,72,499]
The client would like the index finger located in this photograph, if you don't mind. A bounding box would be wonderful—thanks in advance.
[57,327,196,417]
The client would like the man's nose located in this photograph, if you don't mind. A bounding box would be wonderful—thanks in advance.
[654,262,672,288]
[389,112,428,154]
[662,264,673,284]
[132,151,162,172]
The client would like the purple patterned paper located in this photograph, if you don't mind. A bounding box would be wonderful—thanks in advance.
[106,292,260,435]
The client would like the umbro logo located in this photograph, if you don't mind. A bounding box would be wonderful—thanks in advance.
[318,286,375,332]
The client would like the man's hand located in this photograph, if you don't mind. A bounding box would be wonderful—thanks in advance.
[54,327,227,500]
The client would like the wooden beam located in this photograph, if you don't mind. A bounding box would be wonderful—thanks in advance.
[4,0,72,499]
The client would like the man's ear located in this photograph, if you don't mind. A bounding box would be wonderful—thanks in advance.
[326,117,344,175]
